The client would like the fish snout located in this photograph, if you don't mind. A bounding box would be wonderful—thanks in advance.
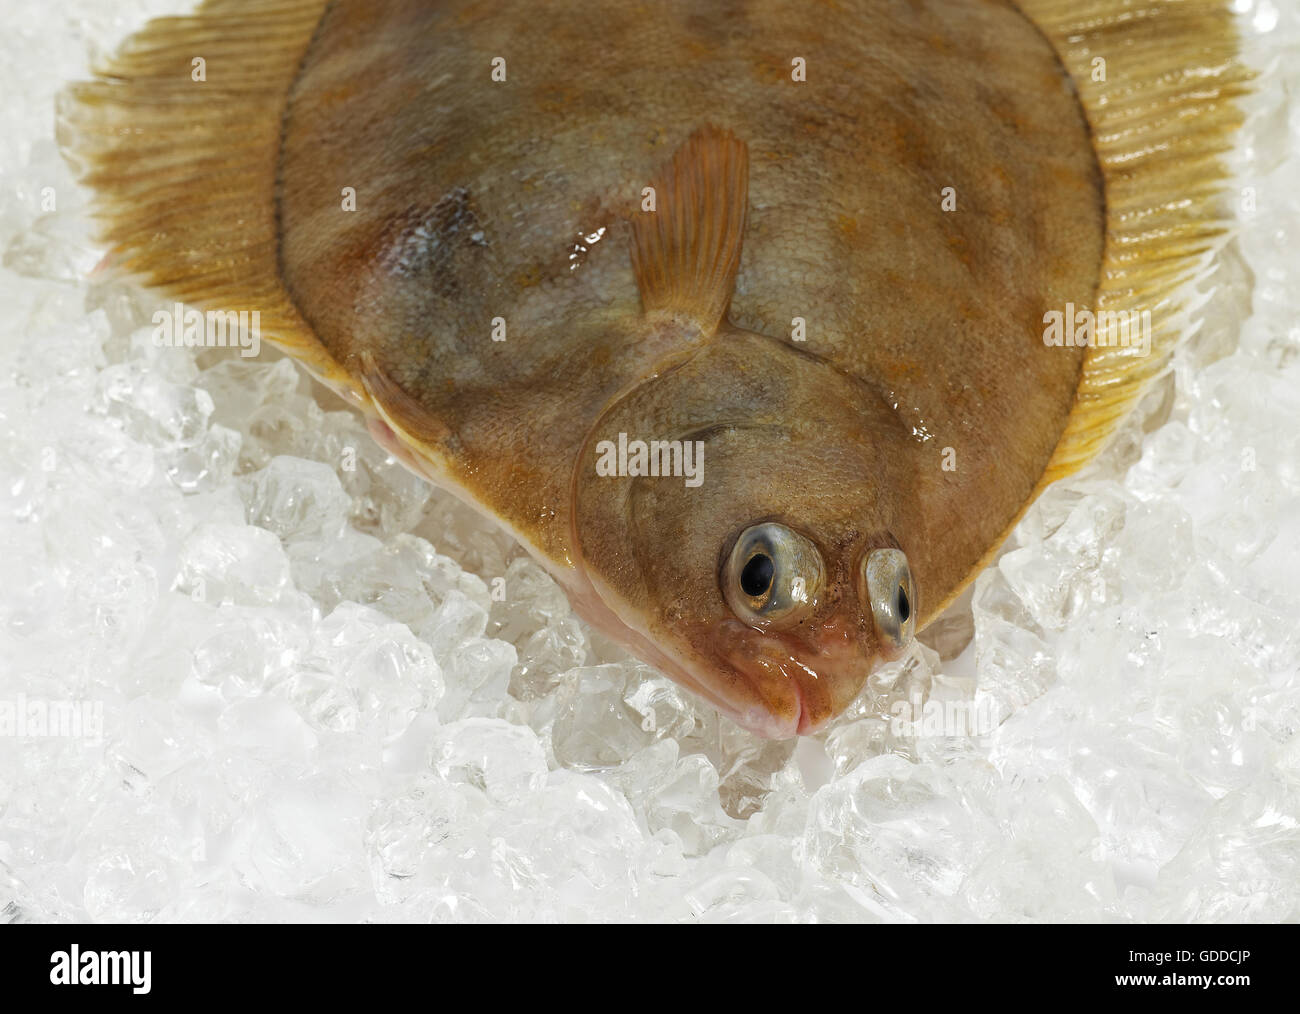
[712,611,879,738]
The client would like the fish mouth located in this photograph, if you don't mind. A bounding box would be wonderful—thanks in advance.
[708,613,878,739]
[559,567,818,737]
[716,643,813,738]
[705,662,809,739]
[611,612,833,739]
[564,508,876,737]
[655,648,812,739]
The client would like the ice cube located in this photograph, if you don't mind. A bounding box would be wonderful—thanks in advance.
[239,455,352,542]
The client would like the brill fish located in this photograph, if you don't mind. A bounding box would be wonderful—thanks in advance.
[61,0,1249,737]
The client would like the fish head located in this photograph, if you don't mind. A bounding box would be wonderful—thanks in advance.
[573,334,922,739]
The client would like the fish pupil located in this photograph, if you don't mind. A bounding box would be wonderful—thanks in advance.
[740,553,774,598]
[897,584,911,624]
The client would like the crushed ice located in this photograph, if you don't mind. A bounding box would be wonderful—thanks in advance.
[1,0,1298,922]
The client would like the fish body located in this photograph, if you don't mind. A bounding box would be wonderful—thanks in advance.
[63,0,1249,736]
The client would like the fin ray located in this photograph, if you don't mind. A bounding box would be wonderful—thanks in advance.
[630,125,749,335]
[57,0,362,402]
[1021,0,1252,487]
[924,0,1252,623]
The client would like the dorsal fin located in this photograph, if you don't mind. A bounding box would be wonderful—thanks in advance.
[630,125,749,336]
[920,0,1252,626]
[1020,0,1251,489]
[57,0,359,403]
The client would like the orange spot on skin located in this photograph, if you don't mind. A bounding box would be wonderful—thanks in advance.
[537,85,581,114]
[751,55,789,86]
[885,120,910,157]
[316,84,357,108]
[685,39,710,61]
[946,231,973,270]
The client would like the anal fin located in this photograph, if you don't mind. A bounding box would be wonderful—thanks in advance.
[1020,0,1253,484]
[921,0,1253,625]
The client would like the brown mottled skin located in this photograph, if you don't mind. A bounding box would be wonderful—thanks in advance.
[275,0,1104,736]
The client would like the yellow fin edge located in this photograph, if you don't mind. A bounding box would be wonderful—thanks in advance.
[56,0,361,402]
[922,0,1253,625]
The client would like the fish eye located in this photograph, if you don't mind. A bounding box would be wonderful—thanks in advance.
[723,522,825,629]
[861,548,916,650]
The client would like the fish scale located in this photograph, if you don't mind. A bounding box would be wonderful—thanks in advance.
[60,0,1251,737]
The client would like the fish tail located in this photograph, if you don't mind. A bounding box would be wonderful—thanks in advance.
[56,0,359,400]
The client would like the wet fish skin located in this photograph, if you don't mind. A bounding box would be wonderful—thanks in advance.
[61,0,1249,737]
[273,0,1102,734]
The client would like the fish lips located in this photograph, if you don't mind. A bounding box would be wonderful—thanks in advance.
[697,610,884,739]
[569,499,892,738]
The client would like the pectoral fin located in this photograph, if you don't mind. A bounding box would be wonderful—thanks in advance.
[630,125,749,337]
